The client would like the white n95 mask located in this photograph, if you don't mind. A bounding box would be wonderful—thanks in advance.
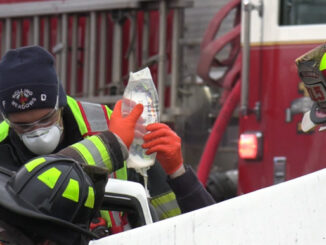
[21,123,63,155]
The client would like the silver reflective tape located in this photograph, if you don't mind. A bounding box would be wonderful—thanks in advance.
[80,138,107,168]
[81,101,109,132]
[111,211,122,226]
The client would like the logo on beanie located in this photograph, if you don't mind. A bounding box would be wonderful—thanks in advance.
[11,89,37,110]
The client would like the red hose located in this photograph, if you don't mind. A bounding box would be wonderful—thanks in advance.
[197,81,241,186]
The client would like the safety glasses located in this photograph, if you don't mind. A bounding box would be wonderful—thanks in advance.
[5,108,61,134]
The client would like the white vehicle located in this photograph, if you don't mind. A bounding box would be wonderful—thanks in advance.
[93,168,326,245]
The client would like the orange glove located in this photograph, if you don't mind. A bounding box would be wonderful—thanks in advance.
[109,100,143,149]
[142,123,183,175]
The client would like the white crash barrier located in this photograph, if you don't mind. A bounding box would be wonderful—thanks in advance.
[90,169,326,245]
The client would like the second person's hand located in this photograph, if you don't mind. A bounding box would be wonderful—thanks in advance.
[142,123,184,176]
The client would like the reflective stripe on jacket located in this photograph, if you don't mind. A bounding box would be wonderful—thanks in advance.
[0,120,9,143]
[66,97,128,232]
[67,96,112,137]
[150,191,181,220]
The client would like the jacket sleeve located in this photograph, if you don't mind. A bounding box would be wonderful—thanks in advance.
[57,131,126,174]
[167,165,215,213]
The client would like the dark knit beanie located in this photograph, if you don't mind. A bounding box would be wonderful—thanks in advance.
[0,45,67,115]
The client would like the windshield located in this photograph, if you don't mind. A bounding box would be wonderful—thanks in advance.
[279,0,326,25]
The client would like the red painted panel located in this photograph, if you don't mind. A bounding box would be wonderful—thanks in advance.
[239,43,325,194]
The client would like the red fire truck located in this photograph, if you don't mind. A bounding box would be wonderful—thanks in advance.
[197,0,326,196]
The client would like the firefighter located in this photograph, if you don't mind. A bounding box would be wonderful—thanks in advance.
[0,45,215,233]
[295,43,326,132]
[0,156,106,245]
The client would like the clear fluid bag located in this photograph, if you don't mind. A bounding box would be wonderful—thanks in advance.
[121,67,160,170]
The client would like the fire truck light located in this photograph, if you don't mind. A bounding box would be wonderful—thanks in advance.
[238,132,263,160]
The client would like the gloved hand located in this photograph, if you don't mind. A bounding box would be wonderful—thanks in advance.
[109,100,143,149]
[142,123,183,175]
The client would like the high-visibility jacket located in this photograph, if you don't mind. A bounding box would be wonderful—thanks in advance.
[0,96,181,233]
